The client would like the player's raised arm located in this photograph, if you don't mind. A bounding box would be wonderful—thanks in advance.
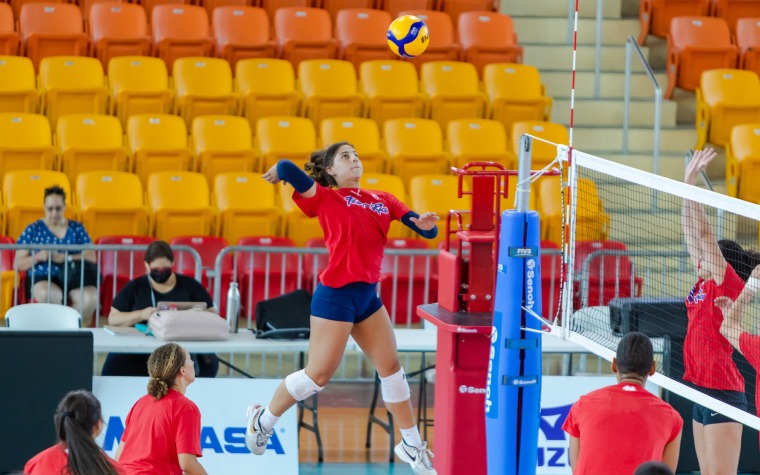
[262,160,317,199]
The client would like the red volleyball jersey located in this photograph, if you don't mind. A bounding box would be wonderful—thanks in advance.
[684,264,745,391]
[24,443,125,475]
[294,185,410,288]
[740,331,760,448]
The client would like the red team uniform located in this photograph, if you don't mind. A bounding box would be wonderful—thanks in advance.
[562,382,683,475]
[24,443,125,474]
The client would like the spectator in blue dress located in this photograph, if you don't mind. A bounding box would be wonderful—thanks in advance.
[15,186,99,326]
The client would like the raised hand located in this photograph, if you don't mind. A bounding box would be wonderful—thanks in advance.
[262,164,281,184]
[684,148,717,185]
[410,212,439,231]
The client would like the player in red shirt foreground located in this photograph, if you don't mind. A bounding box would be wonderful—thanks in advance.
[25,390,124,475]
[562,332,683,475]
[247,143,440,474]
[116,343,206,475]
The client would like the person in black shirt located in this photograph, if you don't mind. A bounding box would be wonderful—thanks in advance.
[102,241,219,377]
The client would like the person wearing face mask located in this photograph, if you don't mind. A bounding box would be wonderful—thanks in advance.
[102,241,218,377]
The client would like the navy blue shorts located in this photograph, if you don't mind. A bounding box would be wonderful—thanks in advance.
[311,282,383,324]
[691,385,747,425]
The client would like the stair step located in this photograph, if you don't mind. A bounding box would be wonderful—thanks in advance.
[542,71,668,99]
[571,126,696,153]
[514,17,640,45]
[524,44,649,72]
[502,0,623,19]
[552,98,677,127]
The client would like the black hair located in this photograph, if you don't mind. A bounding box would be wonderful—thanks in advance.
[44,185,66,202]
[54,390,120,475]
[144,240,174,264]
[616,332,654,377]
[303,142,353,188]
[634,461,674,475]
[719,239,753,282]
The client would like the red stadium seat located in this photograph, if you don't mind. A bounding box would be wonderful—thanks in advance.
[572,240,643,310]
[380,238,437,324]
[96,235,155,312]
[170,235,233,316]
[540,240,561,322]
[638,0,710,44]
[302,237,328,292]
[236,236,300,317]
[0,236,26,312]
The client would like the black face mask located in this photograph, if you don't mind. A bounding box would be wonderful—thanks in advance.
[150,268,173,284]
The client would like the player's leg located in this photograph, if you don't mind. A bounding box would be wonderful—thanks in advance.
[700,420,742,475]
[692,418,707,472]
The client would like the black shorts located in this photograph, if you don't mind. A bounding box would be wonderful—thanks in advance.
[691,385,748,425]
[26,264,99,296]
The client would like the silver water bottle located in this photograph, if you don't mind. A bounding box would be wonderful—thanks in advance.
[226,282,240,333]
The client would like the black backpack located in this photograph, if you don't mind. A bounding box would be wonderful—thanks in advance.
[254,289,311,340]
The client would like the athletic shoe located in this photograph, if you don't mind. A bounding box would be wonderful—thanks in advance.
[244,404,273,455]
[394,439,437,474]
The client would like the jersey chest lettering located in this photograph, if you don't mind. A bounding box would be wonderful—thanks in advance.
[687,282,707,305]
[344,195,389,216]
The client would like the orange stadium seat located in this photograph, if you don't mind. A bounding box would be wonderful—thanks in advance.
[191,115,257,184]
[711,0,760,34]
[409,174,471,248]
[695,69,760,148]
[439,0,494,26]
[384,118,450,187]
[261,0,308,22]
[420,61,487,134]
[38,57,109,129]
[0,114,56,182]
[726,123,760,204]
[147,171,215,241]
[275,8,338,73]
[335,9,395,71]
[256,116,317,171]
[665,16,738,99]
[447,118,512,169]
[511,120,568,168]
[361,172,408,238]
[0,3,19,56]
[458,12,523,78]
[381,0,433,18]
[278,181,324,245]
[236,235,300,314]
[172,57,240,128]
[4,170,72,239]
[235,58,301,131]
[213,172,282,243]
[399,10,460,72]
[737,17,760,77]
[152,5,213,71]
[323,0,372,22]
[107,56,173,127]
[55,114,128,185]
[638,0,710,44]
[212,7,275,70]
[19,3,89,72]
[78,0,124,21]
[89,2,151,70]
[11,0,63,19]
[97,234,155,312]
[75,171,150,240]
[320,117,386,173]
[202,0,251,19]
[360,60,426,130]
[127,113,193,185]
[0,56,38,114]
[484,63,552,135]
[140,0,189,21]
[538,176,609,245]
[298,59,365,126]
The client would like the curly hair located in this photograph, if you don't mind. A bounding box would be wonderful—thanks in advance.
[147,343,186,399]
[303,142,353,187]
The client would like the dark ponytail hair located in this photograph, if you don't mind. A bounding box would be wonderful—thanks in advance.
[304,142,352,188]
[54,390,120,475]
[719,239,754,282]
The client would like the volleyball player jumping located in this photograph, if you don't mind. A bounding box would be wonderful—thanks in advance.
[682,148,751,475]
[246,142,439,474]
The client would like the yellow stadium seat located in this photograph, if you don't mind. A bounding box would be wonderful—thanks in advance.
[298,59,364,126]
[447,118,513,169]
[511,121,568,169]
[191,115,257,184]
[360,60,426,130]
[420,61,488,135]
[696,69,760,149]
[55,114,128,186]
[278,181,324,246]
[214,172,282,243]
[107,56,173,128]
[0,113,56,180]
[0,56,37,113]
[256,116,317,171]
[384,118,450,187]
[235,58,302,131]
[127,114,193,186]
[726,123,760,203]
[38,57,108,129]
[538,175,609,245]
[320,117,386,173]
[4,169,73,238]
[173,57,240,128]
[409,174,471,248]
[484,63,552,135]
[147,171,215,241]
[361,172,407,238]
[75,171,150,240]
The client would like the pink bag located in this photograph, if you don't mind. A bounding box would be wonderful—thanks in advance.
[148,310,230,341]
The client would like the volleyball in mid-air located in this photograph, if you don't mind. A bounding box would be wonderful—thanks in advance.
[387,15,430,58]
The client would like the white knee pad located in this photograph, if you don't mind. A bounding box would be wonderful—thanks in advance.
[380,368,411,404]
[285,369,324,401]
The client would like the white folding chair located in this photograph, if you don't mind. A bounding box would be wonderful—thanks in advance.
[5,303,82,329]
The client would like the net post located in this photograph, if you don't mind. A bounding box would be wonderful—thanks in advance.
[516,134,532,214]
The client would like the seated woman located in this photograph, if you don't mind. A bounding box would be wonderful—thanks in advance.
[15,185,99,326]
[102,240,219,377]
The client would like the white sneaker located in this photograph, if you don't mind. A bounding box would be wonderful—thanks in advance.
[394,440,437,475]
[244,404,273,455]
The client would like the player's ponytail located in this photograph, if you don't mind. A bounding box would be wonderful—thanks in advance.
[147,342,186,399]
[304,142,351,188]
[54,390,120,475]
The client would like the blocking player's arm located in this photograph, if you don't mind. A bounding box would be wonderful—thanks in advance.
[662,430,682,472]
[568,435,579,471]
[721,265,760,350]
[262,160,317,198]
